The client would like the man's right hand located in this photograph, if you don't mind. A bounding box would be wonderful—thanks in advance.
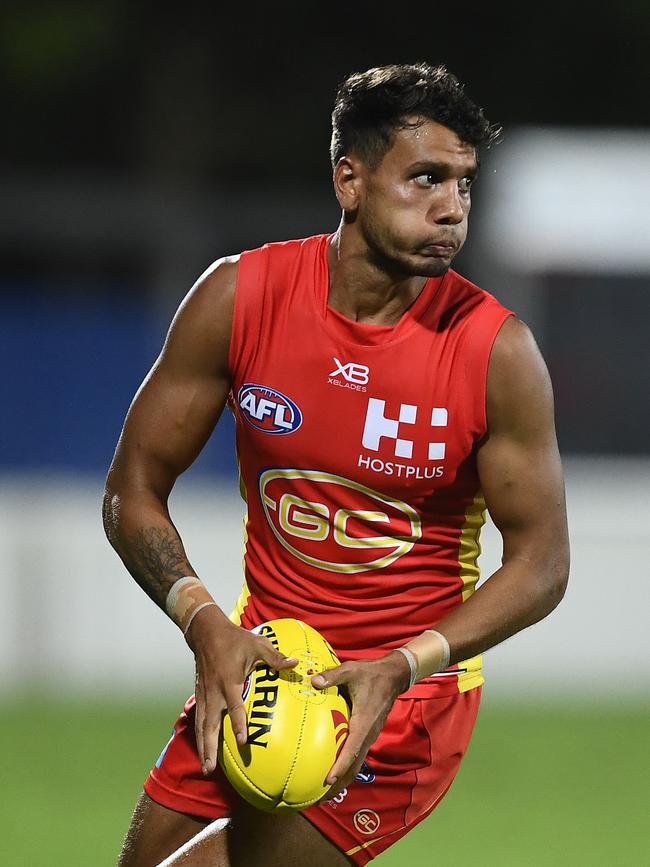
[185,605,298,776]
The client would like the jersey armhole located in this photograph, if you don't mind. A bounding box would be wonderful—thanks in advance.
[228,246,267,381]
[463,301,514,438]
[479,308,515,435]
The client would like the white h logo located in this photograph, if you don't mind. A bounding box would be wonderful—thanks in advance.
[428,407,448,459]
[362,398,417,458]
[361,399,448,461]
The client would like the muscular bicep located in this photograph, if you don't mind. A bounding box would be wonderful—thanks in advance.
[478,318,569,575]
[108,258,238,500]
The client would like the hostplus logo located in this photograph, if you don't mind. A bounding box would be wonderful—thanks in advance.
[358,397,448,480]
[328,357,369,393]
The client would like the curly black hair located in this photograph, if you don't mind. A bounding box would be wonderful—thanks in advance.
[330,62,500,169]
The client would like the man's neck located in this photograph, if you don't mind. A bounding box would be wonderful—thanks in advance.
[326,223,428,326]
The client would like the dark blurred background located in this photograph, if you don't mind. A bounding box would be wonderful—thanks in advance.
[2,0,649,475]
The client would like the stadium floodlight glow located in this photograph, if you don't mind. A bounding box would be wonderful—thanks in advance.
[479,128,650,273]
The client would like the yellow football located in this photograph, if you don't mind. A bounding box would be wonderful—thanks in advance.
[218,618,350,813]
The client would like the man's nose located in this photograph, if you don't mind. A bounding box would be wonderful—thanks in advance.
[429,182,464,225]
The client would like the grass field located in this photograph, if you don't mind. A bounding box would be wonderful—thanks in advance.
[1,693,647,866]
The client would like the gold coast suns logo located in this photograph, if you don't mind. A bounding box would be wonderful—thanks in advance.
[259,469,421,574]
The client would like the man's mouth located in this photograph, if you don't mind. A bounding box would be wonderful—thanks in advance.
[419,240,456,256]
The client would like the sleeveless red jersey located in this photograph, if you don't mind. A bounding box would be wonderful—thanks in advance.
[227,233,512,698]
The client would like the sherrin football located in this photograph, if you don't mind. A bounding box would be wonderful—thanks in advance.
[218,618,350,813]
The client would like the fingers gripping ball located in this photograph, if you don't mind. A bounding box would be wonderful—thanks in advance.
[218,618,350,813]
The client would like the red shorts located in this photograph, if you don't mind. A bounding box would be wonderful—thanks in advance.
[145,687,481,865]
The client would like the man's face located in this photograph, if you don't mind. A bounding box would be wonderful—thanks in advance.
[353,118,478,277]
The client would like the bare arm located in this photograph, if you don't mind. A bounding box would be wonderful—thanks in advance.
[434,316,570,659]
[315,316,569,795]
[103,258,236,607]
[103,258,295,774]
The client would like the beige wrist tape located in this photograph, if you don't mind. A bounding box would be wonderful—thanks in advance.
[399,629,451,688]
[165,576,217,635]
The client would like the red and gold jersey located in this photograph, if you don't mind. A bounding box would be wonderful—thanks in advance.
[227,233,512,697]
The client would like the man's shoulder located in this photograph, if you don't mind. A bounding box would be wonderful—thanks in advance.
[437,269,512,336]
[240,233,330,262]
[486,316,553,433]
[196,233,328,294]
[226,234,331,298]
[489,317,543,374]
[193,255,240,304]
[446,268,504,308]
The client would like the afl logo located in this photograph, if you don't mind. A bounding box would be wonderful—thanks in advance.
[238,384,302,435]
[355,762,376,784]
[259,468,421,574]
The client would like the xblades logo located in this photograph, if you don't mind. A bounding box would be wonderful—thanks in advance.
[330,358,369,384]
[328,357,369,392]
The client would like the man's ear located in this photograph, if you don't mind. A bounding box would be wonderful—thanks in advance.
[333,156,364,215]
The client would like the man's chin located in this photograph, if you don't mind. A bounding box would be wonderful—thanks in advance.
[408,257,451,278]
[370,244,452,279]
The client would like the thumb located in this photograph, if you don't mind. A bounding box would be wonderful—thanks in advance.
[311,663,348,690]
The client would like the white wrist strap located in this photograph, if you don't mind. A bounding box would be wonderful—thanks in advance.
[396,646,419,689]
[183,601,218,636]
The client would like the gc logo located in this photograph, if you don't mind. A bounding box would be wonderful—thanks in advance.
[259,468,421,574]
[353,808,381,835]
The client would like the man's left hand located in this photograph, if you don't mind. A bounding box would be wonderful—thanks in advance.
[311,650,411,799]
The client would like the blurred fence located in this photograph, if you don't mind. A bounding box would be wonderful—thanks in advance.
[1,457,648,699]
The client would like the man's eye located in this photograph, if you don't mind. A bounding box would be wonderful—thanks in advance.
[413,174,474,191]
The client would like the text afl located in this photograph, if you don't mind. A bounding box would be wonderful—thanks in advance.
[238,384,303,435]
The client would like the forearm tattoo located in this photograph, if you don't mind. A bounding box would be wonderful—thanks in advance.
[129,526,191,603]
[103,499,193,608]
